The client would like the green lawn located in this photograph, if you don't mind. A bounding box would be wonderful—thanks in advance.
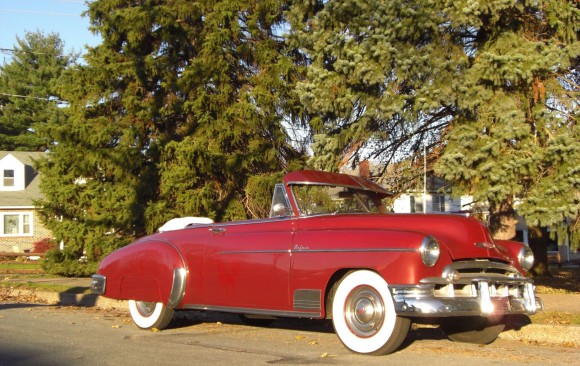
[0,261,43,271]
[530,311,580,326]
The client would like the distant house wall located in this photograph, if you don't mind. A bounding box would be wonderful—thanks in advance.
[393,193,469,214]
[0,208,52,252]
[0,154,26,191]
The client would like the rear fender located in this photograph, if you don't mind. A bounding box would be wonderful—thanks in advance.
[97,240,186,308]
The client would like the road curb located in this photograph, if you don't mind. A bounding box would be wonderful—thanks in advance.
[499,324,580,347]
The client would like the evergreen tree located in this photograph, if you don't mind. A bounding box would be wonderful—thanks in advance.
[37,0,305,275]
[434,1,579,257]
[0,32,76,151]
[287,0,462,174]
[289,1,579,267]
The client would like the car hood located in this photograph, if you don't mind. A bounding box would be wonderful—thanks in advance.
[297,213,513,263]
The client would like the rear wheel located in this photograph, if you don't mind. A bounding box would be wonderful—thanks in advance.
[440,316,505,344]
[331,270,410,355]
[128,300,174,330]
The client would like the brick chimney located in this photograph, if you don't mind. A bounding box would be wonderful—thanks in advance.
[359,160,370,179]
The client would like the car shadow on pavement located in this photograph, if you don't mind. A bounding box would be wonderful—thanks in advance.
[0,302,52,310]
[170,310,336,334]
[58,287,98,307]
[168,309,451,351]
[503,314,532,331]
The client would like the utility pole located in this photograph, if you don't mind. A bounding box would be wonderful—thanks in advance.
[423,144,427,214]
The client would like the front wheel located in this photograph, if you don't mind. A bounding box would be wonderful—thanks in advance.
[331,270,410,355]
[128,300,174,330]
[440,316,505,344]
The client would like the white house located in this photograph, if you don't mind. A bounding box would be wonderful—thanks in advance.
[0,151,52,253]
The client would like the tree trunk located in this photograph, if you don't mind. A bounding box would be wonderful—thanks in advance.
[528,227,552,277]
[489,201,517,241]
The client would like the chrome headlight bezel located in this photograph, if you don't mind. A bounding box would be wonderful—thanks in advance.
[518,245,534,271]
[420,236,440,267]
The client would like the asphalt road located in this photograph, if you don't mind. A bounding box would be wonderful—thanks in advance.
[0,303,578,366]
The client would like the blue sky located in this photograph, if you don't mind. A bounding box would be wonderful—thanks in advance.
[0,0,100,62]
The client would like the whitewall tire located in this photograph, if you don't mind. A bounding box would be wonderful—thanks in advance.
[128,300,174,330]
[332,270,410,355]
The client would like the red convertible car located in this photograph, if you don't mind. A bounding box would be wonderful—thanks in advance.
[91,170,542,355]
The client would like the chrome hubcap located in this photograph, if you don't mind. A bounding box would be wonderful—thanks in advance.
[344,286,385,337]
[136,301,156,317]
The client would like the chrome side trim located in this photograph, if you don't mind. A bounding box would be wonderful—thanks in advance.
[167,268,186,309]
[90,274,106,295]
[219,248,415,255]
[293,248,416,253]
[182,304,322,319]
[220,249,290,255]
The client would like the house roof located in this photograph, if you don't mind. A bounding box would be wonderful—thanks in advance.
[0,151,46,207]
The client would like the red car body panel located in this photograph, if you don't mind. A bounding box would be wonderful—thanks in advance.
[188,219,294,310]
[97,239,185,303]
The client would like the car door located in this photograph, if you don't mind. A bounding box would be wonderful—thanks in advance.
[202,218,296,311]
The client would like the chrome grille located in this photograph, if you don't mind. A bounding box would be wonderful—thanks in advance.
[423,260,530,299]
[442,260,521,279]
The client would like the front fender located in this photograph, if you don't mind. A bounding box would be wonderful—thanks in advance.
[96,239,186,308]
[494,239,528,273]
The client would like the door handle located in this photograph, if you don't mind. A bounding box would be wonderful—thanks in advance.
[209,227,226,234]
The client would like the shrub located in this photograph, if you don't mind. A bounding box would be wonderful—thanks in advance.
[41,247,98,277]
[32,238,57,253]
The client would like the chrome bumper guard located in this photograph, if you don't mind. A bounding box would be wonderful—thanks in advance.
[391,276,543,317]
[90,274,106,295]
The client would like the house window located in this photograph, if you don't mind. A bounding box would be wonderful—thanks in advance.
[1,212,32,236]
[432,195,446,212]
[23,214,30,234]
[410,196,423,213]
[3,169,14,187]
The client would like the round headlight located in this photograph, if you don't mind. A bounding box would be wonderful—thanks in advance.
[518,245,534,271]
[420,236,440,267]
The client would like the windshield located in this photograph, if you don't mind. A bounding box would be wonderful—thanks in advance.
[291,184,385,216]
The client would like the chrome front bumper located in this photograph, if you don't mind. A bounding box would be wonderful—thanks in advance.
[91,274,106,295]
[392,277,543,317]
